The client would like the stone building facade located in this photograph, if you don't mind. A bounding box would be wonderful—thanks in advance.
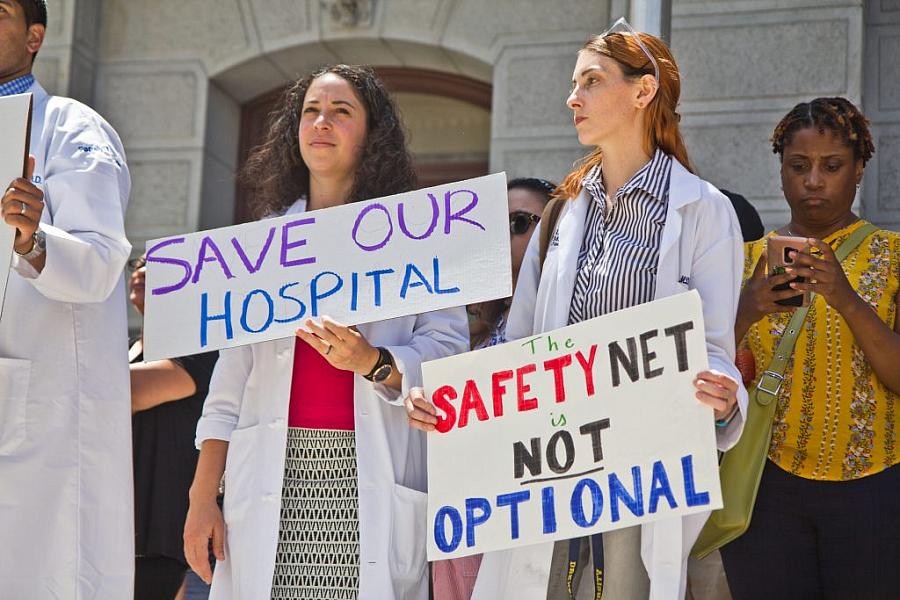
[31,0,900,266]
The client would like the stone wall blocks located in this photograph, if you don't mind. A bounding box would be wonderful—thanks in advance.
[94,61,209,150]
[320,37,403,66]
[212,53,294,103]
[864,27,900,119]
[245,0,315,43]
[100,0,253,64]
[381,40,464,76]
[864,126,900,220]
[380,0,454,46]
[125,150,204,241]
[489,136,588,183]
[491,41,583,138]
[868,0,900,24]
[441,0,607,65]
[674,0,862,18]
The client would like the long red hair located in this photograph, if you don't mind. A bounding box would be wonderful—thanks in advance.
[556,31,693,200]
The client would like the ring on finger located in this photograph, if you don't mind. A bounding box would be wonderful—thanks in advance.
[19,201,26,216]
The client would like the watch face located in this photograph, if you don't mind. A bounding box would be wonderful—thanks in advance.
[371,363,393,383]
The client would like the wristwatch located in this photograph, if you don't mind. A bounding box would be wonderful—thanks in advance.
[363,347,395,383]
[16,228,46,261]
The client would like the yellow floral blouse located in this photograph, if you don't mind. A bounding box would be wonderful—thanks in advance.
[743,220,900,481]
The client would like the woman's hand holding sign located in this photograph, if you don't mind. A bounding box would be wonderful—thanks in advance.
[406,387,438,432]
[693,369,739,423]
[296,316,402,390]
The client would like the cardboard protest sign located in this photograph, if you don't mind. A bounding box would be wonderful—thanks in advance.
[143,173,511,360]
[423,291,723,560]
[0,93,33,321]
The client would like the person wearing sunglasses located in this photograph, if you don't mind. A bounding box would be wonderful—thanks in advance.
[472,19,745,600]
[466,178,556,352]
[431,177,555,600]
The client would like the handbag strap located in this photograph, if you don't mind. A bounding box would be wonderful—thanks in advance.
[753,222,878,406]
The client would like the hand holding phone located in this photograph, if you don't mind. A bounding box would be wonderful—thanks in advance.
[767,236,811,307]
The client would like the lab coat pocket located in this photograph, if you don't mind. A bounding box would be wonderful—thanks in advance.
[222,422,262,524]
[0,358,31,455]
[389,482,428,585]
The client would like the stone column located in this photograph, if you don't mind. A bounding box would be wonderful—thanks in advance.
[863,0,900,231]
[32,0,93,100]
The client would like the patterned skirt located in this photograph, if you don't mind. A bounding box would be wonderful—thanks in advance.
[271,427,360,600]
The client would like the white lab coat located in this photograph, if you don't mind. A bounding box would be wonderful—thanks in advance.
[473,159,748,600]
[0,81,133,598]
[196,199,470,600]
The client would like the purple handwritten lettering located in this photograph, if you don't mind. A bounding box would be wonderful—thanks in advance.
[397,193,439,240]
[232,227,275,274]
[352,203,393,251]
[280,218,317,267]
[444,189,485,234]
[193,237,236,284]
[146,237,192,296]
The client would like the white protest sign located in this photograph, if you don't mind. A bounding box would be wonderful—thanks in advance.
[143,173,511,360]
[0,93,33,321]
[423,291,722,560]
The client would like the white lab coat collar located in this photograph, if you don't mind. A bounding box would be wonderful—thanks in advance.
[550,158,703,330]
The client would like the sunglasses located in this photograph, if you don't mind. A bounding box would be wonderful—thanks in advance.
[509,211,541,236]
[601,17,660,83]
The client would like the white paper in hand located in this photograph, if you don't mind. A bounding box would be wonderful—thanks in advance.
[0,93,33,321]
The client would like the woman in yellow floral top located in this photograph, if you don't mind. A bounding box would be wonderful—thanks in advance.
[720,97,900,599]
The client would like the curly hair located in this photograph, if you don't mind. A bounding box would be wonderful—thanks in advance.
[240,64,417,219]
[771,97,875,166]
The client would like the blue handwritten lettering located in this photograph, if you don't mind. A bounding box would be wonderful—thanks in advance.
[465,498,492,548]
[200,291,233,347]
[496,490,530,540]
[609,467,644,522]
[434,506,463,553]
[240,289,275,334]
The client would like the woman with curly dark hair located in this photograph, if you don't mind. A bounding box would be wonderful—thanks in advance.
[240,64,418,219]
[183,64,469,600]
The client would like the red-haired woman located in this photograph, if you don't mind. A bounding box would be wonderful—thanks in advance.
[473,22,744,599]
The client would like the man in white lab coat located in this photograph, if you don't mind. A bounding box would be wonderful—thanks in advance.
[0,1,134,598]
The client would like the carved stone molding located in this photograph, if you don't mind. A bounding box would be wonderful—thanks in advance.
[321,0,374,28]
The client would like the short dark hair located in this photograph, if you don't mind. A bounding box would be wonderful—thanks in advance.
[507,177,557,203]
[13,0,47,28]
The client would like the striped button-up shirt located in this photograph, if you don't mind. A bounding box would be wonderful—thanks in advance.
[0,74,35,97]
[568,148,672,323]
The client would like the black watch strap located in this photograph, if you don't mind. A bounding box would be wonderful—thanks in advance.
[363,347,393,382]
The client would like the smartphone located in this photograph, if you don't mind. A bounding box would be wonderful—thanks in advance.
[767,236,811,307]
